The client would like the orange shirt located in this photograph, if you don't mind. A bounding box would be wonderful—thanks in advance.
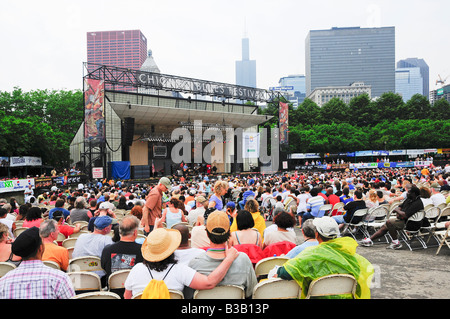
[42,242,69,271]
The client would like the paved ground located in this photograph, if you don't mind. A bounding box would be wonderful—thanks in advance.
[277,221,450,299]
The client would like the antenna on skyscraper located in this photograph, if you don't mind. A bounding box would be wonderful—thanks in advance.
[244,17,248,38]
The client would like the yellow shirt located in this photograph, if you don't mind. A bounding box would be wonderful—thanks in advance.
[230,211,266,240]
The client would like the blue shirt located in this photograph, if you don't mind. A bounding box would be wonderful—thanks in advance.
[285,240,319,259]
[49,207,71,220]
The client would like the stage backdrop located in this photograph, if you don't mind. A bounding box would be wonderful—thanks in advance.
[110,161,131,180]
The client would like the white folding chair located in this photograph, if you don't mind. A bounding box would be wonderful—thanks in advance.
[343,208,369,239]
[363,206,390,244]
[13,227,28,238]
[68,271,102,293]
[62,238,78,249]
[71,291,121,299]
[332,202,345,215]
[420,206,442,246]
[108,269,131,291]
[0,262,16,278]
[252,278,301,299]
[319,204,333,216]
[193,285,245,299]
[398,210,427,251]
[305,274,357,299]
[169,289,185,299]
[68,256,103,272]
[435,226,450,255]
[254,256,289,280]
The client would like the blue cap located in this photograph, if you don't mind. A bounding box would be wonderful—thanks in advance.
[94,215,113,230]
[226,202,236,210]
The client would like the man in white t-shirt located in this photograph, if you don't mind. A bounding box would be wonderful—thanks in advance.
[430,183,446,207]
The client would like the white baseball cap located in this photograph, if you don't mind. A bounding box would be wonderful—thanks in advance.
[313,216,340,239]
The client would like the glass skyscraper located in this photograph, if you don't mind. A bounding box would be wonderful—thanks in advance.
[278,75,306,107]
[395,67,424,102]
[396,58,429,99]
[305,26,395,98]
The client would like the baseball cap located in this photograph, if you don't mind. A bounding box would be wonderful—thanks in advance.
[430,182,440,190]
[206,210,230,236]
[196,195,208,203]
[313,216,340,239]
[226,202,236,210]
[159,177,172,191]
[94,215,113,230]
[98,202,110,210]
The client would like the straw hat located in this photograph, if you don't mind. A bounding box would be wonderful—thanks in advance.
[141,228,181,262]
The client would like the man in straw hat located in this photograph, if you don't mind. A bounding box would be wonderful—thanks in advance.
[123,226,239,299]
[142,177,172,235]
[186,210,257,299]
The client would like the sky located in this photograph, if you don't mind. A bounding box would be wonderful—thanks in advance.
[1,0,449,94]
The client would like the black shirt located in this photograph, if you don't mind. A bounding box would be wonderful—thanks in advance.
[343,200,367,223]
[101,240,144,281]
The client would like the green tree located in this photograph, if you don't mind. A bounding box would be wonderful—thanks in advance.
[320,97,350,124]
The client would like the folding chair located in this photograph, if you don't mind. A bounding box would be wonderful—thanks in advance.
[68,256,103,272]
[363,206,390,244]
[169,290,184,299]
[72,220,89,227]
[435,226,450,255]
[108,269,131,298]
[13,227,28,238]
[254,256,289,281]
[343,208,369,240]
[43,260,61,270]
[71,291,121,299]
[398,210,427,251]
[0,262,16,278]
[69,231,88,239]
[420,206,442,247]
[305,274,357,299]
[319,204,333,217]
[62,238,78,249]
[193,285,245,299]
[331,202,345,216]
[252,278,301,299]
[68,271,102,294]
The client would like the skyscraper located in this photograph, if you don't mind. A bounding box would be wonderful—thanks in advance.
[305,26,395,98]
[396,58,429,98]
[277,75,306,107]
[86,30,148,72]
[235,38,256,88]
[395,67,424,102]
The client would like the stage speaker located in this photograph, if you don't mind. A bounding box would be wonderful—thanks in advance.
[123,117,135,146]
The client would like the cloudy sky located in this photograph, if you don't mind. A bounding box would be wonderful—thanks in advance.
[1,0,448,94]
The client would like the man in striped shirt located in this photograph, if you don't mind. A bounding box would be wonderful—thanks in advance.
[0,227,75,299]
[300,188,325,226]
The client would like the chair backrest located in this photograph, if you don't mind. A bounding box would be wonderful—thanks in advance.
[43,260,61,270]
[194,285,245,299]
[13,227,28,238]
[72,220,89,227]
[69,231,88,239]
[252,279,301,299]
[68,256,103,272]
[71,291,121,299]
[169,289,184,299]
[439,206,450,220]
[0,262,16,278]
[108,269,131,290]
[56,232,67,243]
[131,292,143,299]
[407,210,426,223]
[262,241,296,259]
[425,207,441,221]
[366,206,388,221]
[62,238,78,249]
[254,256,289,279]
[348,208,369,224]
[319,204,333,212]
[67,247,74,260]
[68,271,102,292]
[305,274,357,299]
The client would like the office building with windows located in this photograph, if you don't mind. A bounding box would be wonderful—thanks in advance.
[307,81,372,107]
[395,67,424,102]
[277,74,306,107]
[305,26,395,98]
[396,58,429,99]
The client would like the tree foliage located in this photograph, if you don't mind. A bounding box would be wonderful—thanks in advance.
[0,87,83,168]
[259,92,450,154]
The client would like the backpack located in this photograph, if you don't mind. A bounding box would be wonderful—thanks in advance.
[141,264,175,299]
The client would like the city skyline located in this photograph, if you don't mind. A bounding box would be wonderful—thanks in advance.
[1,0,449,100]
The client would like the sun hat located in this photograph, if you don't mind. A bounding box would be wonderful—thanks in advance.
[206,210,230,236]
[98,202,110,210]
[141,228,181,262]
[195,195,208,203]
[313,216,340,239]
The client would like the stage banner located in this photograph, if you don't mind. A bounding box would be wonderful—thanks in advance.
[84,78,105,144]
[242,132,260,159]
[279,102,289,145]
[0,178,35,194]
[9,156,42,167]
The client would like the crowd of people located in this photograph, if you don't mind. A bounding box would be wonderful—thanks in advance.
[0,162,449,299]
